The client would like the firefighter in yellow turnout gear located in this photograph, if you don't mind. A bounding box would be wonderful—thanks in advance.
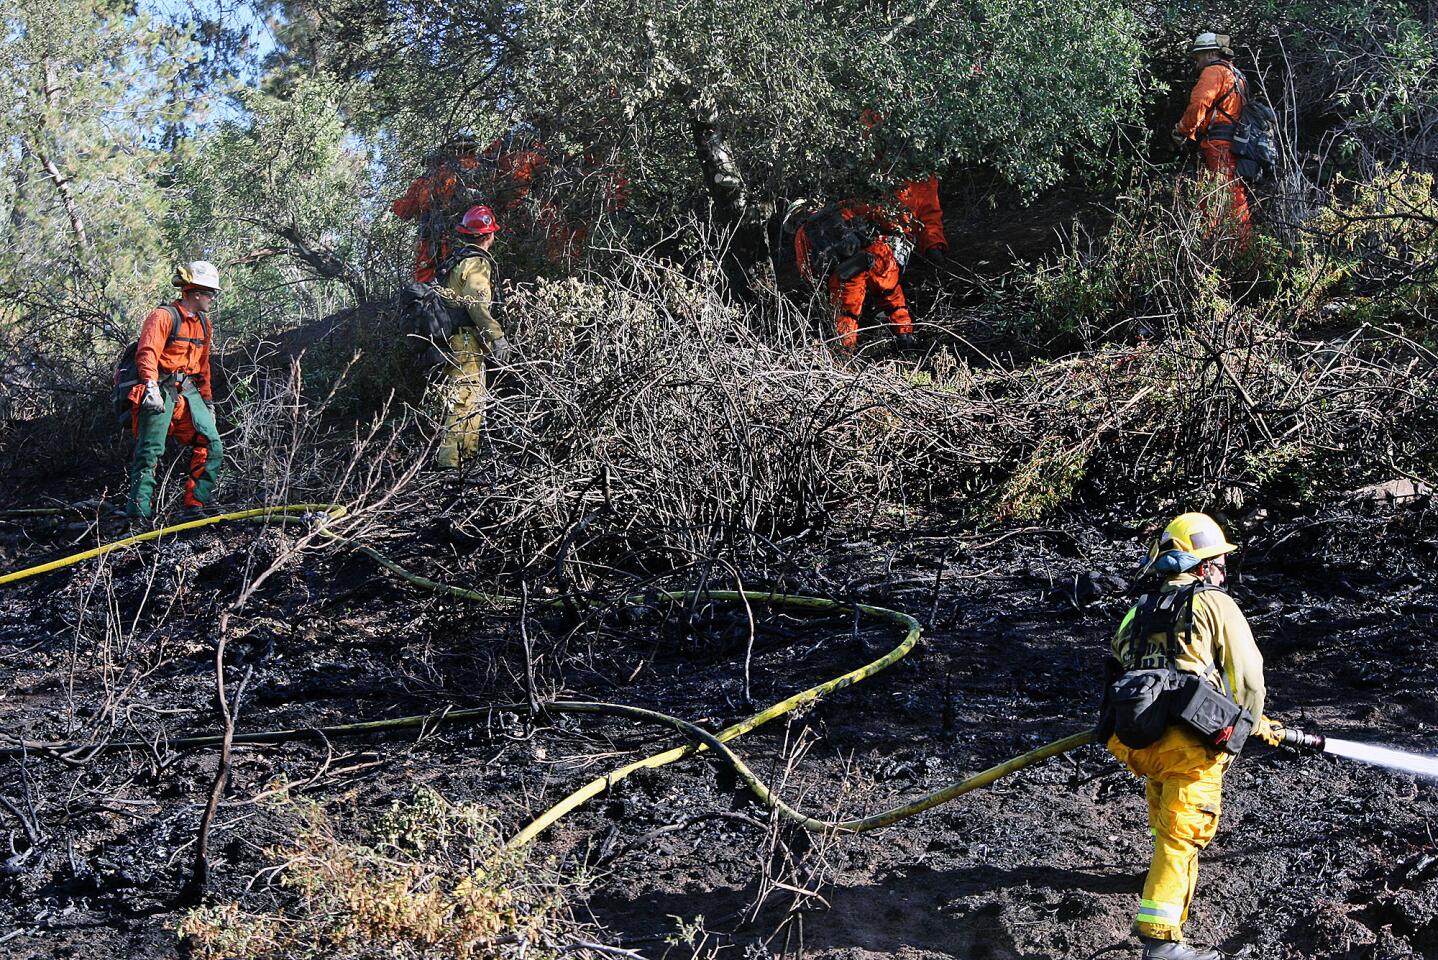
[1105,513,1267,960]
[436,204,511,468]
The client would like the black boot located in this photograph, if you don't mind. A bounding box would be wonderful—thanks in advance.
[1141,937,1222,960]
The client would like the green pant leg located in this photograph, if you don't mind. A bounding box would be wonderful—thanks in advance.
[181,383,223,506]
[125,385,178,518]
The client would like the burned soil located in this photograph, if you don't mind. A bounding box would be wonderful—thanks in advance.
[1,495,1437,960]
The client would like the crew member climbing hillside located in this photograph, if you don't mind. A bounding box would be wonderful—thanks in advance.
[435,204,511,468]
[1172,32,1252,245]
[124,261,223,522]
[787,200,915,352]
[392,136,484,283]
[1102,512,1269,960]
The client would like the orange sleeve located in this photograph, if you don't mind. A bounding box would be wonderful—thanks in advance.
[1176,65,1227,140]
[134,307,175,386]
[795,226,816,285]
[391,176,433,220]
[195,323,212,401]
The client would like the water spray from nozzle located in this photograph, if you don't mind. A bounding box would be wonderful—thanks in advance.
[1263,717,1438,780]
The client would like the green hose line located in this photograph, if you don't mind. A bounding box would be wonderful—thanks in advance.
[0,502,1096,844]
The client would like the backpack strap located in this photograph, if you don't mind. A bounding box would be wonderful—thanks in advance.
[1125,581,1228,671]
[1202,62,1248,141]
[1182,582,1236,697]
[1123,591,1172,669]
[154,303,210,382]
[162,303,209,348]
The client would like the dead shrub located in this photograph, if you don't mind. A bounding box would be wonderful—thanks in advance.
[178,787,583,960]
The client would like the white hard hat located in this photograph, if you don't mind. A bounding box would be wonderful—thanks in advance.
[173,260,221,292]
[1190,32,1223,53]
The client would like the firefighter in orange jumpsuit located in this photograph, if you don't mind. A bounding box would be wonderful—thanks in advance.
[125,261,223,521]
[790,201,914,351]
[859,110,949,264]
[894,174,948,261]
[1172,33,1251,244]
[392,137,483,282]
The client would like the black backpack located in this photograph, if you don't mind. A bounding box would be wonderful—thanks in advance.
[802,205,876,281]
[1212,63,1279,182]
[398,282,468,368]
[400,247,506,367]
[1099,583,1256,755]
[111,304,208,430]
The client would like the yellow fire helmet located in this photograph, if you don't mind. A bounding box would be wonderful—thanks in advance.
[1143,511,1238,575]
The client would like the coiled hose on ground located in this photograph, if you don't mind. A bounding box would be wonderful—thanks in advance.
[0,504,1097,844]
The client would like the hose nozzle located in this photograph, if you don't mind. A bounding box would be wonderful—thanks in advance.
[1258,717,1325,753]
[1276,726,1325,753]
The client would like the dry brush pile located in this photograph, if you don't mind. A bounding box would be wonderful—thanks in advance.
[405,242,1433,582]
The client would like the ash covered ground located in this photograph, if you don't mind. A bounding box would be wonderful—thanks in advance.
[1,495,1436,959]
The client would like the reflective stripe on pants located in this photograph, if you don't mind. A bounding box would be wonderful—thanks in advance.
[1108,727,1230,942]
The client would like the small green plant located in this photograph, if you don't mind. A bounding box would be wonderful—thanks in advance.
[990,432,1096,522]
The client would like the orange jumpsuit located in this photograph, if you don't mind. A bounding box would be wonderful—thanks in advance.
[1176,62,1251,244]
[392,155,482,282]
[858,109,947,259]
[794,209,913,350]
[894,175,947,256]
[483,138,582,262]
[126,302,221,515]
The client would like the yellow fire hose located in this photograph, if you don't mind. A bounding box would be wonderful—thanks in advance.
[0,505,1097,842]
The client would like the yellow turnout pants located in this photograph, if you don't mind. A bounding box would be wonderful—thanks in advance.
[436,327,487,468]
[1108,727,1231,941]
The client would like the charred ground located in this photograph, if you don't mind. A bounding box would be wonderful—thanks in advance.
[2,486,1435,960]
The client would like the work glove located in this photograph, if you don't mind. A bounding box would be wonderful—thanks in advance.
[487,336,513,366]
[1169,129,1188,149]
[1257,716,1284,747]
[140,379,165,414]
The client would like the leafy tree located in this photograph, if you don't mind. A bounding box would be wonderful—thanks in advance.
[267,0,1147,226]
[168,75,383,333]
[0,0,240,430]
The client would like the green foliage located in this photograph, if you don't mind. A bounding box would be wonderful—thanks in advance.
[509,0,1145,214]
[169,75,384,336]
[886,0,1145,190]
[991,432,1096,521]
[1304,165,1438,302]
[0,0,206,330]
